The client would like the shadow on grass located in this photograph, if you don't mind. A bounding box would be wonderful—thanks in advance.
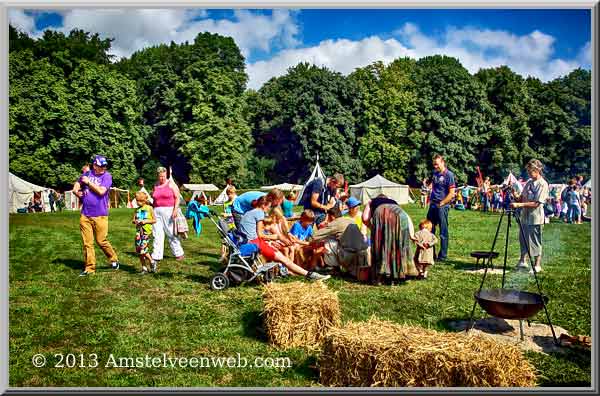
[52,258,139,274]
[241,310,267,342]
[291,356,320,383]
[185,273,211,285]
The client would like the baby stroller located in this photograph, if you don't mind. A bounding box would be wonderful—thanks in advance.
[205,210,280,291]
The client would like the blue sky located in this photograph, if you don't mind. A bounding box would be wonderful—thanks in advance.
[9,8,592,89]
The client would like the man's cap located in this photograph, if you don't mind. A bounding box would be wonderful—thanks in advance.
[93,155,108,167]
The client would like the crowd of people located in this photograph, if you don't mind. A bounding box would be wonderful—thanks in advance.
[420,171,592,224]
[48,152,589,283]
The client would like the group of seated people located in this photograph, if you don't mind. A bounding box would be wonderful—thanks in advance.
[217,178,437,285]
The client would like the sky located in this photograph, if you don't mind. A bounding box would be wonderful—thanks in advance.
[8,8,592,90]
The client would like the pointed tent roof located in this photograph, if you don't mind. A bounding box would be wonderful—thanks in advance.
[295,155,326,205]
[584,179,592,189]
[214,185,232,205]
[350,174,405,188]
[503,172,518,186]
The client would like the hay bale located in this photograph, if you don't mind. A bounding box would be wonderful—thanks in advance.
[319,318,537,387]
[262,281,341,350]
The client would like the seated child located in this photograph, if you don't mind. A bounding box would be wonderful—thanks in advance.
[132,191,157,274]
[289,209,316,264]
[413,219,438,279]
[263,215,293,259]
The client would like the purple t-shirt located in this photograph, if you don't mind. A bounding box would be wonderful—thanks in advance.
[81,170,112,217]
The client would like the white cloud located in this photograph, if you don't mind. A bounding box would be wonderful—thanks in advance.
[247,36,413,89]
[9,11,589,90]
[247,23,590,89]
[10,9,300,61]
[577,41,591,68]
[8,9,37,36]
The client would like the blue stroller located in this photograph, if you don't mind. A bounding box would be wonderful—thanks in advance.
[205,210,281,291]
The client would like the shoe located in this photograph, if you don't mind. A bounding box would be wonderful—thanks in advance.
[111,261,120,270]
[530,266,543,274]
[79,270,94,277]
[140,269,148,275]
[306,271,331,281]
[175,255,185,261]
[436,257,447,263]
[516,262,529,270]
[150,260,157,273]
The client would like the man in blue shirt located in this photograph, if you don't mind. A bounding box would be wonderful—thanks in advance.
[300,173,344,226]
[426,154,456,262]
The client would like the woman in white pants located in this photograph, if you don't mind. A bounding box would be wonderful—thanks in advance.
[151,167,184,264]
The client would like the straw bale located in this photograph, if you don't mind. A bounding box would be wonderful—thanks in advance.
[319,318,537,387]
[262,281,341,350]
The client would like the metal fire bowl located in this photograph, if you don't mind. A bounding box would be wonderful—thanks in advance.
[475,288,549,320]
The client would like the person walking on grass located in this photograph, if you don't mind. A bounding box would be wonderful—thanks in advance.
[74,155,120,276]
[511,159,549,273]
[426,154,456,262]
[151,166,185,263]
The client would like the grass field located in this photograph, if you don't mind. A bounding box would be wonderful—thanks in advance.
[9,205,591,387]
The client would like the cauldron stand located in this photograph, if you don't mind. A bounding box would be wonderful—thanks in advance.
[466,208,559,345]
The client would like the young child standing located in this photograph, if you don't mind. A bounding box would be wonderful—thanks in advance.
[132,191,157,274]
[413,219,438,279]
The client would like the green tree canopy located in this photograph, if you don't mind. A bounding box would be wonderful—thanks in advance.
[250,63,364,183]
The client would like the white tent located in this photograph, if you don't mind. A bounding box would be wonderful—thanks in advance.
[214,184,232,205]
[260,183,303,191]
[584,179,592,189]
[182,183,219,203]
[9,172,51,213]
[350,174,413,205]
[503,172,518,186]
[295,159,326,205]
[63,190,80,211]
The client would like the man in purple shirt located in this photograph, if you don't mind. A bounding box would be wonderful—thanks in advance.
[74,155,120,276]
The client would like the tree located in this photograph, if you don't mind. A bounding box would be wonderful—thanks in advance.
[474,66,534,180]
[9,49,149,188]
[117,33,250,183]
[526,70,591,180]
[412,56,495,183]
[250,63,364,183]
[350,59,423,183]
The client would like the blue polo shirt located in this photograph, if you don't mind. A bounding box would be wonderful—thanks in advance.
[232,191,266,215]
[430,169,456,206]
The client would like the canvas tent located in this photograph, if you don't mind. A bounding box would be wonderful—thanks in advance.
[260,183,303,191]
[350,174,413,205]
[182,184,219,202]
[503,172,518,186]
[584,179,592,189]
[9,172,52,213]
[63,190,80,211]
[214,185,232,205]
[295,159,326,205]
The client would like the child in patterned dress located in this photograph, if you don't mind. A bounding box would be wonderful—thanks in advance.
[132,191,157,274]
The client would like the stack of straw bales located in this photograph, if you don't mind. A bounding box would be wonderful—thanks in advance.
[262,281,341,350]
[319,318,537,387]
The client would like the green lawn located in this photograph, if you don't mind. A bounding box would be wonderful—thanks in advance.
[9,205,591,387]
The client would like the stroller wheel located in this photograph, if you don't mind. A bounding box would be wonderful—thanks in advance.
[210,273,229,291]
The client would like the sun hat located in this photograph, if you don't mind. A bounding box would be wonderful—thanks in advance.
[347,196,361,209]
[93,155,108,167]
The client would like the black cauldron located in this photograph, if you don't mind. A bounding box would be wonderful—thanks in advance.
[475,288,548,320]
